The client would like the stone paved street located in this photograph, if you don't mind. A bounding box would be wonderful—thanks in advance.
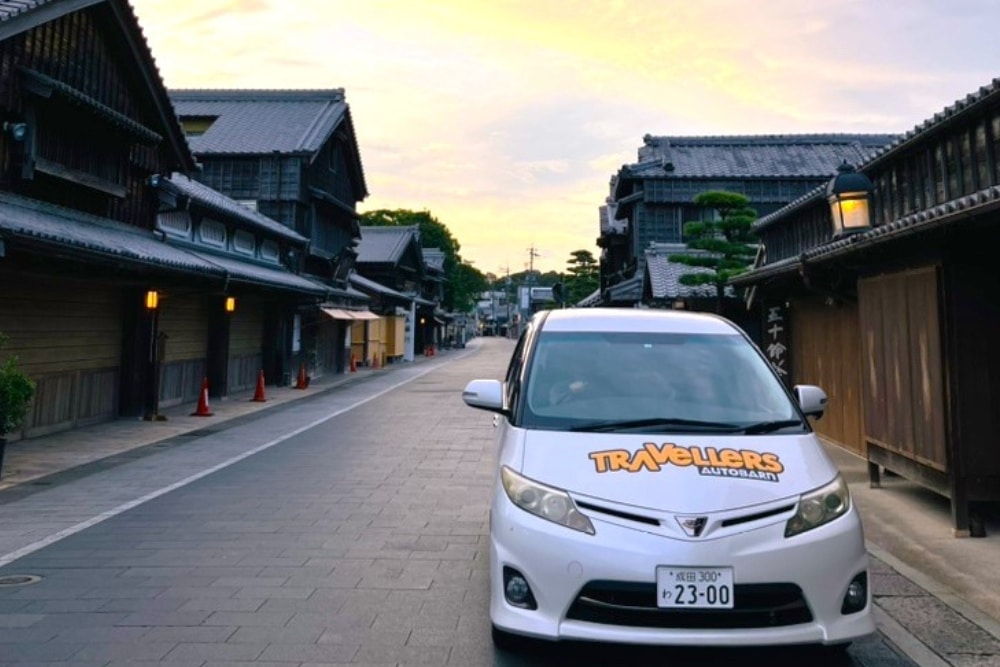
[0,339,992,666]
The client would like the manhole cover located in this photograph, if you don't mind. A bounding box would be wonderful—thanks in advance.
[0,574,41,587]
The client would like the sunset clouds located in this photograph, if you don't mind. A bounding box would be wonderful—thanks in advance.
[132,0,1000,274]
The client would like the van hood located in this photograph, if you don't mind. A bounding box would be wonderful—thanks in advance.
[517,431,837,513]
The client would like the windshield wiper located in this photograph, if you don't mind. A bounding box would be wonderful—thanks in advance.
[740,419,806,435]
[569,417,743,433]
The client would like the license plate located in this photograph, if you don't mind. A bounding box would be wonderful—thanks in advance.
[656,566,734,609]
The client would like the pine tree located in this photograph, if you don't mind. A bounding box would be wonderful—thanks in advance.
[669,191,758,313]
[565,249,599,305]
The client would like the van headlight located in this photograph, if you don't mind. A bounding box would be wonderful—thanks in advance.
[785,474,851,537]
[500,466,595,535]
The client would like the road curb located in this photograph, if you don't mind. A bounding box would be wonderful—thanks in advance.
[867,541,1000,642]
[872,606,951,667]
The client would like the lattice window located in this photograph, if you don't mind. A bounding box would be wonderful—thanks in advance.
[260,240,280,262]
[233,230,255,255]
[199,219,226,247]
[158,211,191,238]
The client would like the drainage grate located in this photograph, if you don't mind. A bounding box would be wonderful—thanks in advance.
[0,574,41,587]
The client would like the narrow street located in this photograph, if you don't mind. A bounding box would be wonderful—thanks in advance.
[0,340,929,665]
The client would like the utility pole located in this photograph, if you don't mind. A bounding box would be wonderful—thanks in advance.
[526,245,540,285]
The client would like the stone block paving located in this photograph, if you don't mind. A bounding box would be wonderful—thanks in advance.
[0,340,992,666]
[870,557,1000,667]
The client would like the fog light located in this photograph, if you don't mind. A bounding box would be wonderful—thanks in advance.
[841,572,868,614]
[503,566,537,610]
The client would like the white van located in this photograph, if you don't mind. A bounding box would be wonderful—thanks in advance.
[462,308,874,652]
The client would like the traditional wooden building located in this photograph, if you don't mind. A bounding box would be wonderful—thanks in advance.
[149,173,329,402]
[355,225,440,359]
[169,89,372,377]
[347,272,410,367]
[733,78,1000,536]
[598,134,896,309]
[0,0,327,440]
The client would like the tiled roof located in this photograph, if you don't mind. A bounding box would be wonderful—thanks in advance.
[627,134,896,179]
[0,191,219,275]
[0,0,48,23]
[863,78,1000,171]
[737,185,1000,286]
[643,244,736,299]
[344,284,370,301]
[186,249,327,295]
[423,248,446,272]
[729,256,800,286]
[0,191,326,295]
[349,272,409,300]
[356,225,419,264]
[170,89,348,155]
[576,288,602,307]
[607,275,643,302]
[754,78,1000,237]
[165,173,307,244]
[752,183,827,231]
[411,294,437,308]
[804,184,1000,263]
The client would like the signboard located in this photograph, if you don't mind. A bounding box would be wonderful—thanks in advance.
[403,302,415,362]
[763,302,792,387]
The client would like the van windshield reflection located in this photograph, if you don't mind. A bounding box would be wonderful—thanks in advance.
[524,331,801,432]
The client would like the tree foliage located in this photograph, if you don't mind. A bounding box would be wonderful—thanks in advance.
[564,249,599,305]
[359,208,487,311]
[670,191,758,311]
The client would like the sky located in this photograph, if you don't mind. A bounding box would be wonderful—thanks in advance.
[131,0,1000,276]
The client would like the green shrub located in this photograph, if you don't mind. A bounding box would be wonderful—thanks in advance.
[0,334,34,437]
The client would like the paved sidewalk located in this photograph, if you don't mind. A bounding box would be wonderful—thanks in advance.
[0,338,998,667]
[0,361,389,493]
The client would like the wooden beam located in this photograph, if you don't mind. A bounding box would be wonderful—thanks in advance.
[34,156,127,198]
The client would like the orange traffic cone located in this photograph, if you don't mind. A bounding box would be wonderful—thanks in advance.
[295,363,309,389]
[349,353,357,373]
[191,377,213,416]
[371,353,380,370]
[251,369,266,402]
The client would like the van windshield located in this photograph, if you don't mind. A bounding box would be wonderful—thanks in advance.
[523,330,803,432]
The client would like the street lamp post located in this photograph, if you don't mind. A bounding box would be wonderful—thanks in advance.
[143,290,166,422]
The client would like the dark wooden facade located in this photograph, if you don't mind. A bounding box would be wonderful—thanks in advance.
[734,78,1000,535]
[789,297,864,455]
[0,4,190,225]
[0,0,194,438]
[169,90,371,379]
[0,0,333,443]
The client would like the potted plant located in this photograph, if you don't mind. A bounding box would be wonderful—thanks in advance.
[0,333,35,478]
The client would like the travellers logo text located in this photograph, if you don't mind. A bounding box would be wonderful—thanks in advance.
[588,443,784,483]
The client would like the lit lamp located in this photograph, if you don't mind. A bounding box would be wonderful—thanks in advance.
[827,160,874,237]
[145,290,159,310]
[225,296,236,313]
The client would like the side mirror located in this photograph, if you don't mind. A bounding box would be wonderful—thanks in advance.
[794,384,827,419]
[462,379,506,414]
